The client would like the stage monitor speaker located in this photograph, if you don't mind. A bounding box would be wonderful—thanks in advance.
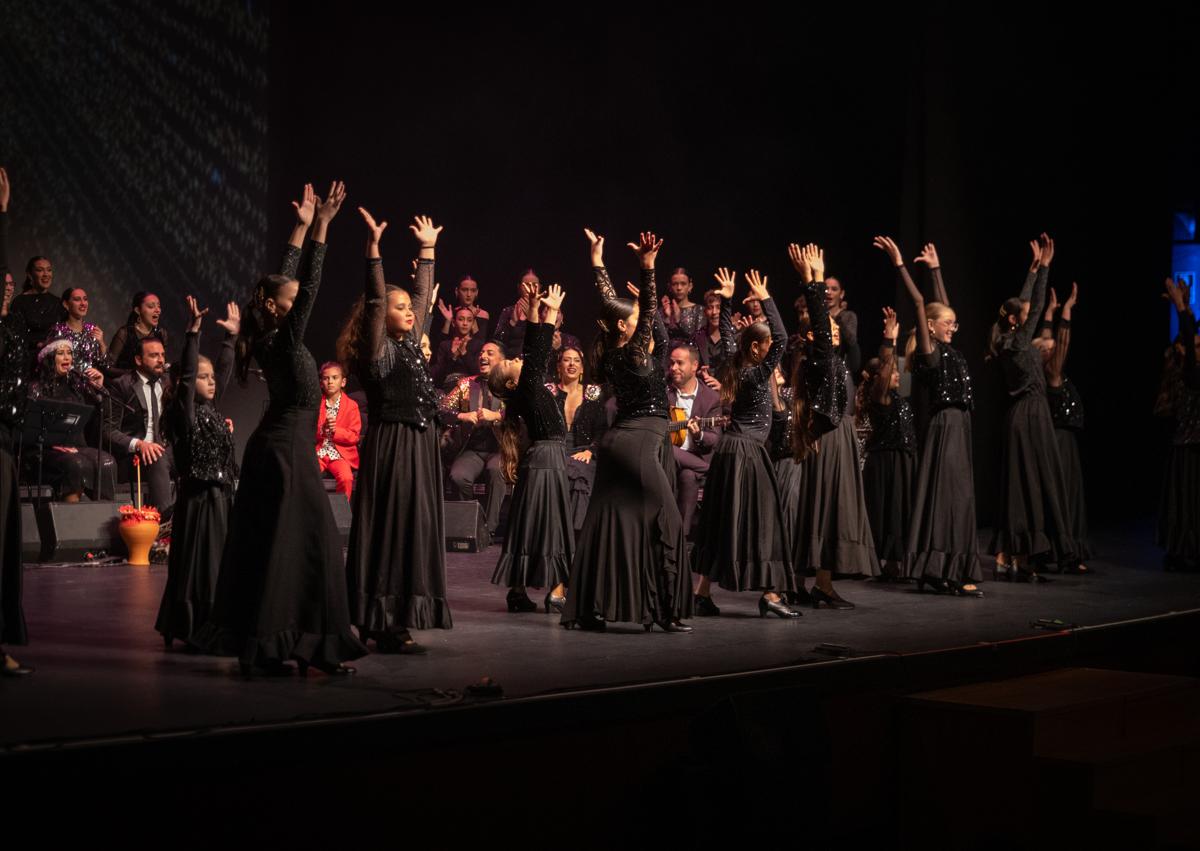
[444,500,489,553]
[20,503,40,562]
[39,501,122,562]
[328,492,352,547]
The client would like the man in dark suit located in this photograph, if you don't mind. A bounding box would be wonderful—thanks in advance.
[103,335,174,516]
[666,343,723,537]
[438,340,506,537]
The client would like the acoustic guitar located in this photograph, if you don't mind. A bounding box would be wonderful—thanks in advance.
[668,407,727,447]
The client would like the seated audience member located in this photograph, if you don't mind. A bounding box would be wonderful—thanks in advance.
[551,344,608,532]
[666,343,723,536]
[439,340,506,538]
[103,335,174,516]
[434,275,490,344]
[662,266,704,344]
[50,287,107,373]
[108,291,168,379]
[432,305,484,388]
[692,289,730,375]
[316,361,361,501]
[11,256,65,357]
[494,269,541,356]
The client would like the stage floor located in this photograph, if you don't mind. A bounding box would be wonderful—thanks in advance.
[3,523,1198,751]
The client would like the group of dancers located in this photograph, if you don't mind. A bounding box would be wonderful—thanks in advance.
[1,168,1197,679]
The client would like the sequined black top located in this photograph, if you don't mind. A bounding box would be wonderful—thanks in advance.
[0,315,28,447]
[1047,378,1084,432]
[508,322,565,441]
[727,295,786,443]
[864,390,916,454]
[914,341,974,413]
[167,330,236,485]
[361,256,439,428]
[554,384,607,451]
[996,265,1049,399]
[252,242,326,411]
[769,388,794,462]
[10,291,64,352]
[27,375,94,448]
[595,266,668,422]
[799,282,844,435]
[665,302,704,344]
[49,322,108,374]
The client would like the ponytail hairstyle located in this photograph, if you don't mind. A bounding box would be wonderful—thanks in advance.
[23,256,49,293]
[788,347,818,462]
[589,297,637,384]
[986,297,1024,360]
[235,273,294,385]
[335,284,407,376]
[854,358,882,430]
[718,318,772,407]
[494,416,523,485]
[904,301,954,371]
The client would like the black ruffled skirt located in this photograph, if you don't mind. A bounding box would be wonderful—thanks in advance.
[562,416,688,626]
[862,448,914,566]
[783,418,880,576]
[492,439,574,589]
[193,406,367,668]
[906,406,981,582]
[347,418,452,632]
[156,479,230,643]
[0,444,27,646]
[1159,443,1200,565]
[1055,428,1091,561]
[989,394,1075,563]
[693,432,795,592]
[565,453,596,531]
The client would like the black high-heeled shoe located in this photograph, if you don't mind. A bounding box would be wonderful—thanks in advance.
[375,630,427,655]
[1015,567,1050,584]
[759,596,802,618]
[785,587,813,607]
[544,590,567,614]
[993,560,1014,581]
[297,659,356,676]
[946,579,984,598]
[2,654,34,677]
[563,614,606,632]
[506,589,538,613]
[811,586,855,610]
[916,576,953,595]
[644,618,692,633]
[694,594,721,617]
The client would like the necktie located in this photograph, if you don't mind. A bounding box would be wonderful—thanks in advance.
[147,378,159,443]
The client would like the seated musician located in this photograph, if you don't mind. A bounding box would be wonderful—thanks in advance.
[666,343,723,537]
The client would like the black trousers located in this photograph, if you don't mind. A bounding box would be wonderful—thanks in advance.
[449,448,504,534]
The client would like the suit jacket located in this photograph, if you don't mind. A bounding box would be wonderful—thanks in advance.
[667,380,723,457]
[438,374,504,459]
[104,370,175,455]
[316,392,362,468]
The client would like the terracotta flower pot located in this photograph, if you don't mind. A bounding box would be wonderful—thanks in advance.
[119,519,160,566]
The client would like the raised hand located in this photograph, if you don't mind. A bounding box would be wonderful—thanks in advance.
[625,282,640,300]
[788,243,810,280]
[882,306,899,342]
[1046,287,1059,317]
[216,301,241,336]
[314,180,347,225]
[914,242,940,268]
[0,166,9,212]
[1063,281,1078,309]
[89,325,105,343]
[626,231,664,269]
[410,214,442,249]
[1029,239,1043,271]
[744,269,769,303]
[1038,232,1055,267]
[713,267,736,299]
[661,295,680,324]
[872,236,903,268]
[804,243,825,279]
[584,228,605,266]
[358,206,388,255]
[184,295,208,333]
[428,283,440,316]
[1164,277,1189,313]
[733,312,753,330]
[291,183,316,226]
[437,298,452,323]
[521,279,540,310]
[541,283,566,312]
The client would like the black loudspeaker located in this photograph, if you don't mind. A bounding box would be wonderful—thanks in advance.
[444,500,489,553]
[328,492,352,547]
[36,501,122,562]
[20,503,40,562]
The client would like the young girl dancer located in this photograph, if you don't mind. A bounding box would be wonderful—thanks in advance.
[561,228,692,633]
[692,267,799,618]
[487,282,573,613]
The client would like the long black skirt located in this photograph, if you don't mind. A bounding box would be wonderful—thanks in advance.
[492,439,574,589]
[347,418,452,633]
[862,448,915,566]
[0,444,26,646]
[1159,443,1200,564]
[1055,428,1091,562]
[785,418,880,576]
[156,479,230,644]
[562,416,688,626]
[906,407,981,582]
[192,406,366,668]
[565,453,596,531]
[989,394,1075,563]
[693,432,795,592]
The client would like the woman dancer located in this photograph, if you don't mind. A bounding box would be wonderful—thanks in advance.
[874,236,982,595]
[987,234,1075,580]
[194,181,365,676]
[692,267,799,618]
[561,228,691,633]
[488,282,573,613]
[341,207,450,654]
[857,307,916,580]
[51,288,107,374]
[1041,283,1090,573]
[156,296,238,647]
[553,344,608,533]
[1160,277,1200,571]
[108,292,166,378]
[787,243,879,609]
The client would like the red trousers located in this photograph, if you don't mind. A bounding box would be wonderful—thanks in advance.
[319,456,355,500]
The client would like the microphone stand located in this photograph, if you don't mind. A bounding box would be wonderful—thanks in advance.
[74,366,135,502]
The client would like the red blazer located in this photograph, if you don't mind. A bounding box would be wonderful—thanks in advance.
[316,392,361,468]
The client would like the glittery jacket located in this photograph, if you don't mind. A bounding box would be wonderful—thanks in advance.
[0,314,29,447]
[507,322,566,441]
[165,330,236,485]
[864,391,916,454]
[49,322,107,374]
[768,387,794,462]
[996,265,1050,399]
[914,341,974,414]
[1044,318,1084,432]
[665,302,704,344]
[360,255,438,428]
[726,295,786,443]
[799,281,845,435]
[595,266,668,423]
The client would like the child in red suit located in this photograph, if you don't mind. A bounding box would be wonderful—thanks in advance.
[316,361,361,500]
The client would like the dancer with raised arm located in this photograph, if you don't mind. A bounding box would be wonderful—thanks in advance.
[1160,277,1200,571]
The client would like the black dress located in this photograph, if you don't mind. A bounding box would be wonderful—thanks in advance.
[1045,318,1090,563]
[346,255,452,636]
[989,265,1075,563]
[1159,309,1200,569]
[786,283,880,577]
[492,322,574,589]
[555,383,607,531]
[0,311,29,648]
[156,329,236,645]
[193,242,367,669]
[862,382,916,568]
[561,266,689,627]
[692,294,795,593]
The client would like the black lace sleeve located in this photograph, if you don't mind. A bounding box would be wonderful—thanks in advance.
[178,330,199,427]
[628,266,656,357]
[409,258,434,344]
[277,242,325,355]
[363,256,387,367]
